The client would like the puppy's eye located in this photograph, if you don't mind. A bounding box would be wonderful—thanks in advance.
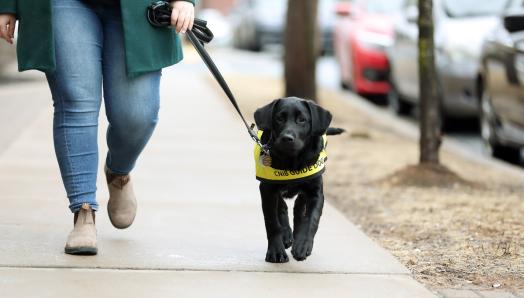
[297,116,306,123]
[276,116,285,123]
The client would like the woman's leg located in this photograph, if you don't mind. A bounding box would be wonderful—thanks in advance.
[100,7,161,175]
[96,6,161,229]
[46,0,103,213]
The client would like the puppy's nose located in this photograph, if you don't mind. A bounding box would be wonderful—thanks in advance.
[281,134,295,143]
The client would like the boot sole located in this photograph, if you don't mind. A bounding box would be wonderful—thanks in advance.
[108,203,136,230]
[65,246,98,255]
[108,214,135,229]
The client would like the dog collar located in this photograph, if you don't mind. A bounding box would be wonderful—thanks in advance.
[254,130,328,183]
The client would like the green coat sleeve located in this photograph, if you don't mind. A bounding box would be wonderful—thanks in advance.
[0,0,17,14]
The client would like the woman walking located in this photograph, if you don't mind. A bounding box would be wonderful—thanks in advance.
[0,0,195,255]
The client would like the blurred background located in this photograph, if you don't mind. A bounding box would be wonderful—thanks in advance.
[1,0,524,166]
[1,2,522,293]
[192,0,524,167]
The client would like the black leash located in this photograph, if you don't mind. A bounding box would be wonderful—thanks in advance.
[147,1,269,154]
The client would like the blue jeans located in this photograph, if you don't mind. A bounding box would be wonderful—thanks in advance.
[46,0,161,213]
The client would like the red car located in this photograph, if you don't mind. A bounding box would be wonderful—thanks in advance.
[333,0,402,96]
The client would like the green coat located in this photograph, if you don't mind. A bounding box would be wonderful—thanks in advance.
[0,0,195,76]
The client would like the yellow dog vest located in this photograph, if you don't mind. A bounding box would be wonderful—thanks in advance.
[254,130,328,183]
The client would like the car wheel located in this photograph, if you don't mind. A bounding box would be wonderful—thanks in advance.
[340,80,350,90]
[388,82,412,115]
[479,85,521,162]
[249,32,262,52]
[249,41,262,52]
[438,96,457,132]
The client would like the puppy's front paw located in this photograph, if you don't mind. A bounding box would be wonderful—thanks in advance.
[291,239,313,261]
[265,242,289,263]
[282,228,294,249]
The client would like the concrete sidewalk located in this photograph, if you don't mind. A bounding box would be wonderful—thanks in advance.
[0,61,435,297]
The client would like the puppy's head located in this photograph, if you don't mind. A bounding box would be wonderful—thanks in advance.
[254,97,332,156]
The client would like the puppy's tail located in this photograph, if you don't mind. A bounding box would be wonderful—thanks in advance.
[326,127,345,136]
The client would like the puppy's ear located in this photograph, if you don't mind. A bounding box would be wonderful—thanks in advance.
[254,99,280,131]
[306,100,333,136]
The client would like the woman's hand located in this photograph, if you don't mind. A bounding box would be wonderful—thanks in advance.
[0,14,16,44]
[170,1,194,34]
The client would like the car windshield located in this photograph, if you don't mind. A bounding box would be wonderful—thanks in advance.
[355,0,403,14]
[443,0,513,18]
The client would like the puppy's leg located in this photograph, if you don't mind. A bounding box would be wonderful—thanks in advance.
[293,195,307,240]
[278,197,293,249]
[291,179,325,261]
[292,194,311,260]
[260,183,289,263]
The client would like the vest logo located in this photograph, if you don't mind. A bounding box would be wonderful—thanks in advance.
[254,130,328,183]
[271,156,326,177]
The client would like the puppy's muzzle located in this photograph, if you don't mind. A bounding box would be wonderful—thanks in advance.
[280,134,295,143]
[275,133,304,154]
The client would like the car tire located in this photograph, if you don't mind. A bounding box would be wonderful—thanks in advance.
[249,42,262,52]
[439,111,460,132]
[249,33,262,52]
[388,82,412,115]
[340,80,350,90]
[479,85,521,162]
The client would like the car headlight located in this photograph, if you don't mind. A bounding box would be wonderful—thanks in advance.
[356,31,393,50]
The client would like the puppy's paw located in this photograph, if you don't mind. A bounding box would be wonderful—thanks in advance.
[282,228,294,249]
[265,243,289,263]
[291,239,313,261]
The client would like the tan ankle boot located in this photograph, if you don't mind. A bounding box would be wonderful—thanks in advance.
[105,166,137,229]
[65,203,97,255]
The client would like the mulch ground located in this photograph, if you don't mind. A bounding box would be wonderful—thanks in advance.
[218,74,524,291]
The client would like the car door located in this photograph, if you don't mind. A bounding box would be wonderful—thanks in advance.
[488,18,524,128]
[512,37,524,127]
[392,0,419,101]
[505,35,524,127]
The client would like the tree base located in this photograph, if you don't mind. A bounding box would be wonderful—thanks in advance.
[376,163,476,188]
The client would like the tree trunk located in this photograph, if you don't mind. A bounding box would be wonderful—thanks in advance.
[418,0,441,164]
[284,0,319,101]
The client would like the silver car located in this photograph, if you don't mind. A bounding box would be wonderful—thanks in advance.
[230,0,337,53]
[479,4,524,161]
[387,0,516,123]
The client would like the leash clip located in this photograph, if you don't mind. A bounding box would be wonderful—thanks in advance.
[249,124,270,155]
[249,131,270,155]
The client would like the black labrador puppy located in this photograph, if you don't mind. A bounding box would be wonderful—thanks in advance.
[254,97,343,263]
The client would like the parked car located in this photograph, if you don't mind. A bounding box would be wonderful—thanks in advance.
[479,5,524,160]
[230,0,337,53]
[333,0,403,96]
[387,0,511,120]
